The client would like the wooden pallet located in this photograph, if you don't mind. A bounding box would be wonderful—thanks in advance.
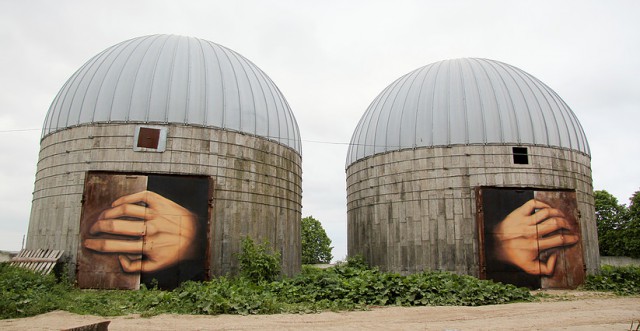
[10,249,64,275]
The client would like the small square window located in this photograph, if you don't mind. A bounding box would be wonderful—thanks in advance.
[513,147,529,165]
[133,125,167,152]
[137,127,161,149]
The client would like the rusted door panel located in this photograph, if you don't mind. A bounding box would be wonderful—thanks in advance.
[77,174,146,289]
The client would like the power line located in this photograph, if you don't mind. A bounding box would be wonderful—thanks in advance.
[0,128,40,133]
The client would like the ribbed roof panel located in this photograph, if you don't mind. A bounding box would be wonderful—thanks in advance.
[346,58,589,166]
[42,34,301,154]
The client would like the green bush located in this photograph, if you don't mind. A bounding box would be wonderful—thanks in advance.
[237,237,282,284]
[584,265,640,295]
[0,263,71,319]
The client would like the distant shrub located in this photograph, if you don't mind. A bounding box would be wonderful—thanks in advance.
[584,265,640,295]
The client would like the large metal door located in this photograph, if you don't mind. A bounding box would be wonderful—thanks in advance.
[477,188,585,289]
[77,172,211,289]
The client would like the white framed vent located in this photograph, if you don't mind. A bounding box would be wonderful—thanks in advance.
[133,125,167,152]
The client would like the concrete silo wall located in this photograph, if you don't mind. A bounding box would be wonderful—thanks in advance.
[27,123,301,280]
[346,144,598,278]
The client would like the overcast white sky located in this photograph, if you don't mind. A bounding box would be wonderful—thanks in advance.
[1,1,638,261]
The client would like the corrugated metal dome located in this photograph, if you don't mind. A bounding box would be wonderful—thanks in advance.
[43,34,301,153]
[346,58,589,166]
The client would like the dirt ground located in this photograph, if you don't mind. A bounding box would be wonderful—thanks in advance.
[2,291,639,331]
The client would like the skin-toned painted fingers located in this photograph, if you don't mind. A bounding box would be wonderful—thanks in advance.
[89,219,146,236]
[515,199,551,217]
[538,253,558,276]
[536,216,573,237]
[530,207,565,226]
[99,203,148,220]
[111,190,157,207]
[538,233,579,251]
[118,255,143,273]
[84,238,143,254]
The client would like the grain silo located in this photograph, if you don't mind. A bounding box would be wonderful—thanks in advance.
[346,58,597,289]
[26,34,302,289]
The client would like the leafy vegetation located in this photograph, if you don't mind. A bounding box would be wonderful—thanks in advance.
[595,189,640,257]
[237,237,281,283]
[584,265,640,295]
[301,216,333,264]
[0,255,534,319]
[0,263,70,319]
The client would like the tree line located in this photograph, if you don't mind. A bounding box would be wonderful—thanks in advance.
[595,189,640,258]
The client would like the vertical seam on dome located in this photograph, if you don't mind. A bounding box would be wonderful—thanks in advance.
[69,51,108,128]
[164,36,180,122]
[442,60,452,145]
[483,59,522,144]
[430,61,446,146]
[346,91,382,166]
[48,49,101,135]
[493,60,537,145]
[242,56,272,142]
[184,37,192,124]
[372,74,405,154]
[546,83,583,153]
[475,59,505,143]
[227,49,258,135]
[255,67,282,148]
[270,77,293,149]
[457,59,470,144]
[359,82,393,160]
[217,46,242,130]
[61,41,126,130]
[413,62,438,149]
[195,38,209,126]
[280,91,300,152]
[206,42,226,128]
[88,40,133,124]
[127,35,159,122]
[145,35,169,123]
[523,70,568,151]
[398,65,426,149]
[388,67,421,152]
[505,62,551,146]
[107,35,147,122]
[466,58,488,144]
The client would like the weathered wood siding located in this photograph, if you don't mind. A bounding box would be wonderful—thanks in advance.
[28,123,302,279]
[346,144,598,276]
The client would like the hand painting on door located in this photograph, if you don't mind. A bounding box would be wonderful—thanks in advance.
[83,190,198,273]
[493,199,579,276]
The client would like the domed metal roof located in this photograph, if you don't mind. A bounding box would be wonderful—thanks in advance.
[346,58,589,166]
[43,34,301,153]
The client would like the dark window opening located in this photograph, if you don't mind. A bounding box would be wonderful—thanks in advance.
[137,127,161,149]
[513,147,529,164]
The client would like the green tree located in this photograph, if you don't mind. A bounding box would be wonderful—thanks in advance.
[594,190,627,256]
[624,190,640,258]
[301,216,333,264]
[595,189,640,258]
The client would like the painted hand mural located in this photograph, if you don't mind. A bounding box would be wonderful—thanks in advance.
[493,199,579,276]
[77,173,209,290]
[480,188,585,289]
[83,191,199,273]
